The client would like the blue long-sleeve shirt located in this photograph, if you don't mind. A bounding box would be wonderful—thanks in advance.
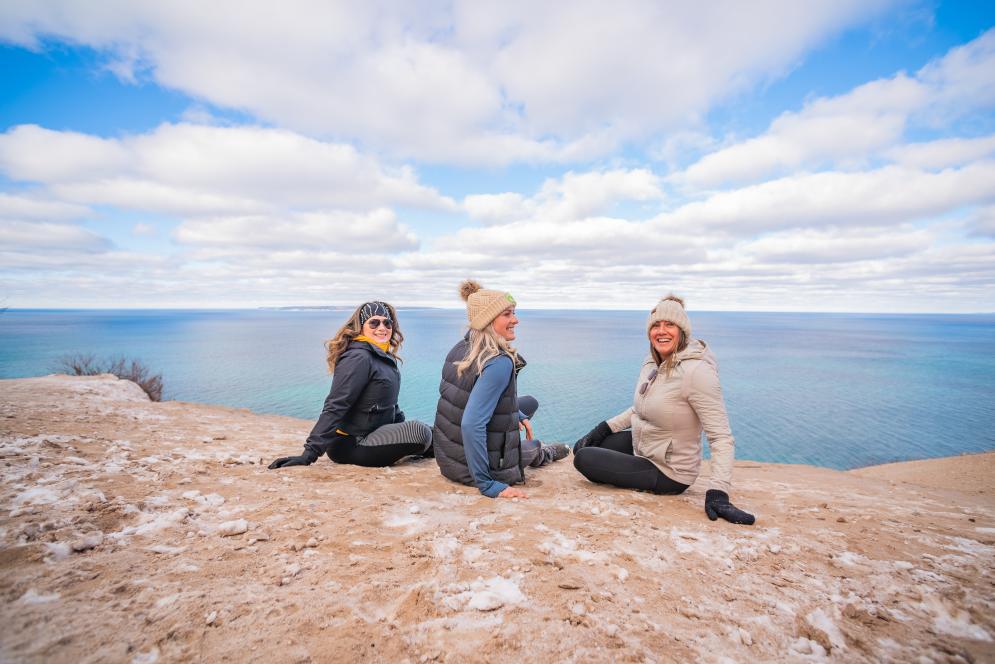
[462,355,516,498]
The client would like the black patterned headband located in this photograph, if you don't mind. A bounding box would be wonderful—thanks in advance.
[359,301,392,325]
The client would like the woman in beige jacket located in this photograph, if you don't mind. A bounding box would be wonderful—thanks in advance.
[572,294,754,524]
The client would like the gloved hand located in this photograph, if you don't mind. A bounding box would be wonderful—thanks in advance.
[267,449,319,469]
[573,421,612,453]
[705,489,755,525]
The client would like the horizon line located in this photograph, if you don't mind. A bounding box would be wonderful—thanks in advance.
[4,306,994,316]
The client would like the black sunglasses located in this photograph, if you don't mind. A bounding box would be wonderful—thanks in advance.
[366,317,393,330]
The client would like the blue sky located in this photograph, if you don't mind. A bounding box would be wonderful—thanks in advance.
[1,1,994,311]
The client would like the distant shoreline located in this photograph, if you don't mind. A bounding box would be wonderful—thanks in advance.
[4,307,995,315]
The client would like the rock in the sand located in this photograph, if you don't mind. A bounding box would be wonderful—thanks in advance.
[71,532,103,552]
[217,519,248,537]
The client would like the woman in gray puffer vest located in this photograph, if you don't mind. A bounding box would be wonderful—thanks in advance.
[433,280,568,499]
[268,301,432,469]
[572,294,755,524]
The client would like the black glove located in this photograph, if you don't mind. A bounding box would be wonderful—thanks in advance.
[267,449,319,469]
[573,421,612,453]
[705,489,755,525]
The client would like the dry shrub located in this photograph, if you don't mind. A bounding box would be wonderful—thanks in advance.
[54,353,164,401]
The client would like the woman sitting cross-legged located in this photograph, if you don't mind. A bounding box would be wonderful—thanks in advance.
[268,301,432,469]
[572,294,755,525]
[433,280,569,499]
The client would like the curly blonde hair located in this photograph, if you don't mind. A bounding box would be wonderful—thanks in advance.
[324,302,404,372]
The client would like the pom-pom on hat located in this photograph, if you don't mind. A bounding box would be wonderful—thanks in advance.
[460,279,516,331]
[647,294,692,339]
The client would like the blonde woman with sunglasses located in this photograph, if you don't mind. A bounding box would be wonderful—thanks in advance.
[572,294,754,525]
[268,301,432,469]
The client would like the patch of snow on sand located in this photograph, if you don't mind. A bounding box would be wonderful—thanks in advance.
[788,637,828,659]
[921,595,992,641]
[131,646,160,664]
[384,513,421,531]
[19,588,60,604]
[438,575,526,612]
[180,491,226,509]
[833,551,869,567]
[44,542,71,562]
[806,607,847,652]
[12,486,62,508]
[944,536,994,556]
[108,507,191,541]
[668,528,737,565]
[535,525,597,562]
[384,502,452,535]
[432,536,460,559]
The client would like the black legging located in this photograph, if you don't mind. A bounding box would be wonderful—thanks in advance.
[329,436,429,467]
[573,431,689,495]
[327,420,433,467]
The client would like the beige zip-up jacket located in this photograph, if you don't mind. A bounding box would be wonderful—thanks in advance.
[606,339,735,492]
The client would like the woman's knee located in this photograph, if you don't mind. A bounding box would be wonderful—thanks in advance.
[572,447,595,477]
[417,422,433,449]
[652,472,689,495]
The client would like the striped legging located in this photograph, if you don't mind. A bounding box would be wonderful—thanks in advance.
[328,420,433,467]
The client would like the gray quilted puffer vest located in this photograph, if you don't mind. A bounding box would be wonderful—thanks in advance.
[433,336,525,486]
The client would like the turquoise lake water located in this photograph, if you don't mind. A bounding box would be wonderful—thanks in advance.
[2,308,993,470]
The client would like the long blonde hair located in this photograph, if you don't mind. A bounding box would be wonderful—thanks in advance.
[455,326,521,377]
[324,302,404,372]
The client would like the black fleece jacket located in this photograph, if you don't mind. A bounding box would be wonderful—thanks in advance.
[304,340,404,456]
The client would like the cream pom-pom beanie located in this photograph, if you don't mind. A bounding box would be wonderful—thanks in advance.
[647,294,692,339]
[459,279,516,330]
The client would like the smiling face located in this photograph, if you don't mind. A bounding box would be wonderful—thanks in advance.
[362,316,393,344]
[491,307,518,341]
[649,319,681,358]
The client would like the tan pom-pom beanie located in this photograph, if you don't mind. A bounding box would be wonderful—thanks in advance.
[647,294,692,339]
[460,279,516,330]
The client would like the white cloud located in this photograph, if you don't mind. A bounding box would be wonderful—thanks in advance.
[173,209,418,252]
[681,76,921,185]
[432,216,704,265]
[968,205,995,238]
[886,134,995,169]
[916,28,995,122]
[0,220,111,253]
[1,5,992,312]
[681,29,995,186]
[0,125,130,182]
[0,124,454,214]
[738,226,934,263]
[465,169,664,226]
[660,162,995,233]
[0,0,901,164]
[0,192,90,221]
[463,193,530,225]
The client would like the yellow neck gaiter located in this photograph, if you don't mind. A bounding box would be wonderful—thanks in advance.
[354,335,390,353]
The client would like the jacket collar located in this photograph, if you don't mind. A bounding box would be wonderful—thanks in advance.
[644,338,708,367]
[348,338,396,364]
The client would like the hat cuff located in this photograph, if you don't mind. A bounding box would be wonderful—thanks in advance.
[470,293,515,330]
[647,302,692,339]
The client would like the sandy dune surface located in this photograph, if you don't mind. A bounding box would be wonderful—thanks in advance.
[1,374,993,663]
